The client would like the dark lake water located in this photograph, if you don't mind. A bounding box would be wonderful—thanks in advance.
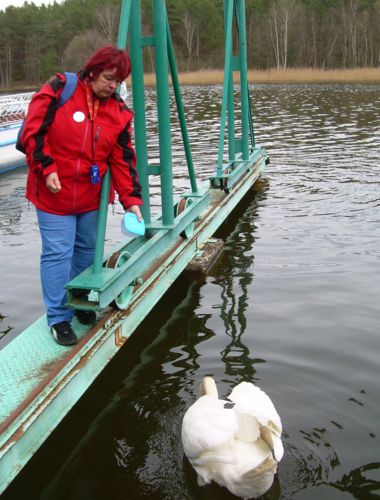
[1,83,380,499]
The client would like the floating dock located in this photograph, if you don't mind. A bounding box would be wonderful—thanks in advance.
[0,0,268,493]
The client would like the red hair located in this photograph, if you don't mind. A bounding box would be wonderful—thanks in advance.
[84,45,131,81]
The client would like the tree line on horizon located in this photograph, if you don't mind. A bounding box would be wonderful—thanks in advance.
[0,0,379,89]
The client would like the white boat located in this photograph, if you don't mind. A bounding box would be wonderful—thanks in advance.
[0,86,128,174]
[0,92,32,173]
[0,123,25,173]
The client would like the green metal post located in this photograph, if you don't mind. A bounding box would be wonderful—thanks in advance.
[153,0,174,225]
[93,170,111,274]
[217,0,234,176]
[166,19,198,194]
[228,66,235,162]
[225,0,235,162]
[234,0,255,150]
[129,0,151,224]
[92,0,133,275]
[248,89,256,148]
[237,0,249,160]
[117,0,131,49]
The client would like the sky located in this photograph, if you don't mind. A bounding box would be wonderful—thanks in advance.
[1,0,63,10]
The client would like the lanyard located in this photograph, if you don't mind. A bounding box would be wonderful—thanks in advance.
[85,84,99,122]
[85,83,101,163]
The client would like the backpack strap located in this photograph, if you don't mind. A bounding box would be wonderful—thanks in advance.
[16,72,78,154]
[58,72,78,107]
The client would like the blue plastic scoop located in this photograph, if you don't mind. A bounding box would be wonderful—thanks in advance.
[121,212,145,238]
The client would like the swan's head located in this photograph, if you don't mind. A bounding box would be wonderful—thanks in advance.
[199,376,219,398]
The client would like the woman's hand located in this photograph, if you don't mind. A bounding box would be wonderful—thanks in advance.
[127,205,142,221]
[46,172,61,193]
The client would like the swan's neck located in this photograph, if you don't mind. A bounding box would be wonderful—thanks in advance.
[200,377,219,398]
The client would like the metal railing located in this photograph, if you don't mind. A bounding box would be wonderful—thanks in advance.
[0,92,34,126]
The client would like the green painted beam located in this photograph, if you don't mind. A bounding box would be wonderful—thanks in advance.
[141,36,155,47]
[129,0,151,223]
[217,0,234,176]
[153,0,174,227]
[166,17,198,194]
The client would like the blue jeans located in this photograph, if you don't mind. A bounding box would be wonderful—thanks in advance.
[36,209,98,326]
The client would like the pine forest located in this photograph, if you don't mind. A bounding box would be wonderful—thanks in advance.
[0,0,379,89]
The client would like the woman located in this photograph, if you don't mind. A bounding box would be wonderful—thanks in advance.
[20,45,143,346]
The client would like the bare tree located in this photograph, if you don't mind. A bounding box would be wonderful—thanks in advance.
[269,1,281,68]
[180,11,197,70]
[268,0,293,68]
[95,4,118,42]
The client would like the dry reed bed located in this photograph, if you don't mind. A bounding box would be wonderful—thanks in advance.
[144,67,380,85]
[3,68,379,93]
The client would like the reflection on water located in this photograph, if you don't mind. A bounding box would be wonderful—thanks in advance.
[218,186,268,383]
[1,83,380,499]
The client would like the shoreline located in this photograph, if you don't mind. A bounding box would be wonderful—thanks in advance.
[152,67,380,85]
[2,68,380,93]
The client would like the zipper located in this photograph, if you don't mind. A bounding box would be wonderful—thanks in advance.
[93,125,100,156]
[73,119,89,212]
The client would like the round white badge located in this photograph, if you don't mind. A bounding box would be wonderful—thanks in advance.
[73,111,85,123]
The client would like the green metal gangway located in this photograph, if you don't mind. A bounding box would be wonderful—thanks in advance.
[0,0,268,493]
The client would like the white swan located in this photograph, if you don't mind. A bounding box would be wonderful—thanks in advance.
[181,377,283,499]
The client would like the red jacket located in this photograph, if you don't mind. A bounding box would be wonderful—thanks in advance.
[22,72,143,215]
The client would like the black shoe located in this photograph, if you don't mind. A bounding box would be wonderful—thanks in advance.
[75,309,96,325]
[50,321,77,346]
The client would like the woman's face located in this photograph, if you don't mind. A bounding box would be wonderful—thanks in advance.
[90,68,121,98]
